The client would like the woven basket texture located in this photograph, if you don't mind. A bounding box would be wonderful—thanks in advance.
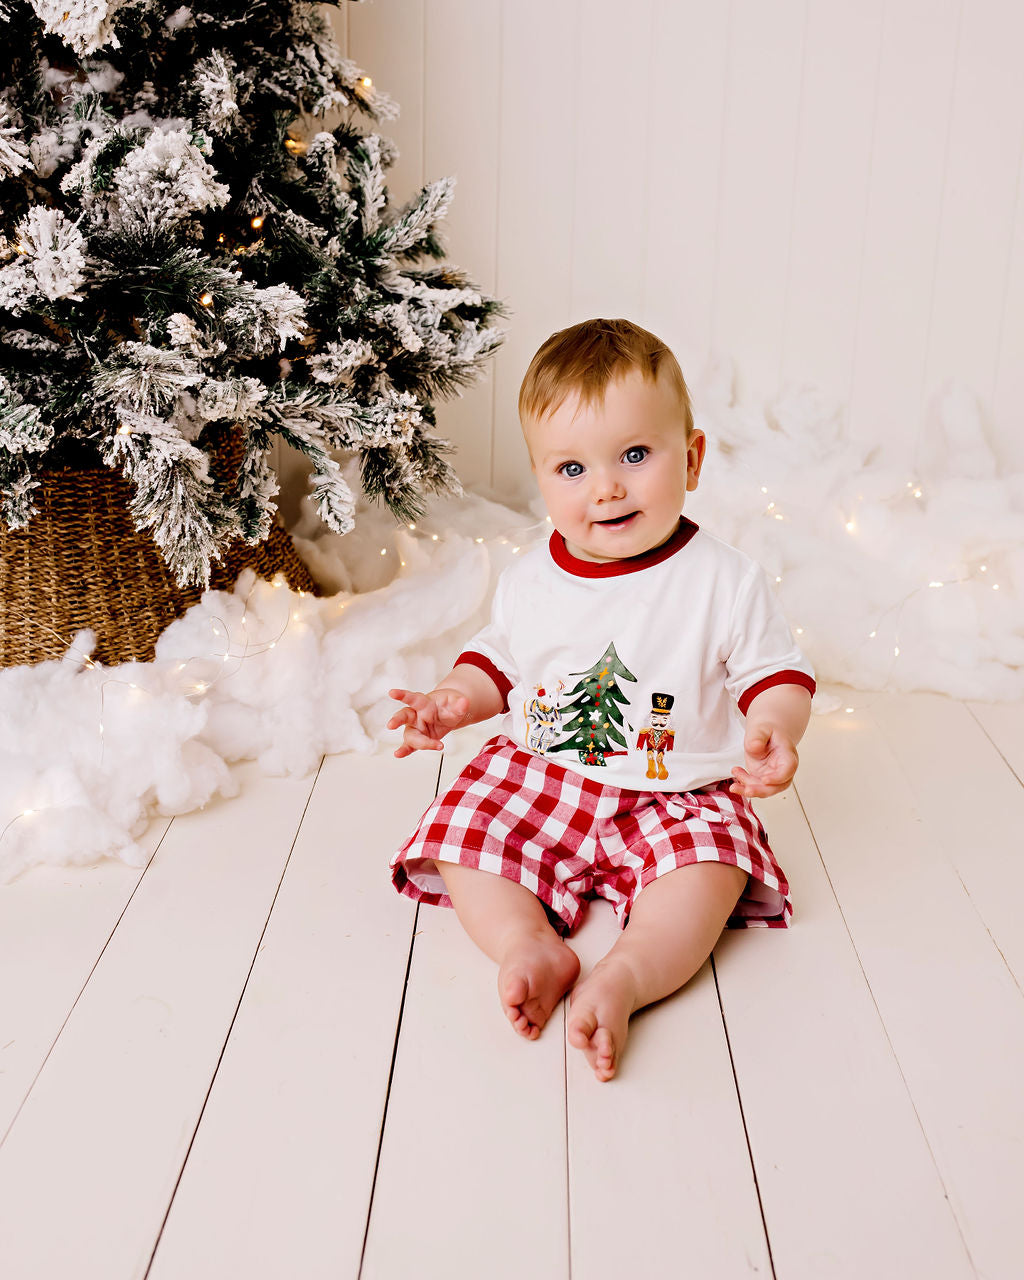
[0,443,318,668]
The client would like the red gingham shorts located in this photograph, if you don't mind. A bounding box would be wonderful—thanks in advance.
[390,735,792,933]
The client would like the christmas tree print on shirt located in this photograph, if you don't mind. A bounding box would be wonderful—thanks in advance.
[548,643,637,766]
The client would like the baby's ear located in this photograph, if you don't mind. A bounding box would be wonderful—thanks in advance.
[685,429,707,490]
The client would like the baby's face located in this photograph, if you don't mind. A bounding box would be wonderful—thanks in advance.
[523,369,705,564]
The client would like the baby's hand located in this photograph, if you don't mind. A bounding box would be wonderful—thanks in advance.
[730,724,799,799]
[387,687,470,759]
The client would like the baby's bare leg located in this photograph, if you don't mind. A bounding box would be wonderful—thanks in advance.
[438,861,580,1040]
[567,863,748,1081]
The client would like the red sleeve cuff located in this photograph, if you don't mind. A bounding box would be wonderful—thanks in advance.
[455,651,513,714]
[738,670,816,716]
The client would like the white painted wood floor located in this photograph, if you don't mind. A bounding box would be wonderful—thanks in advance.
[1,691,1023,1280]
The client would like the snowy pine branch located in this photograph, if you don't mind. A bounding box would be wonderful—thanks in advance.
[0,0,503,583]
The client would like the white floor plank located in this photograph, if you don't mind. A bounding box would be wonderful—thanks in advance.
[0,818,170,1141]
[362,911,569,1279]
[967,699,1024,787]
[362,743,570,1280]
[565,904,772,1280]
[147,749,442,1280]
[0,764,318,1280]
[866,693,1024,987]
[716,788,972,1279]
[796,708,1024,1280]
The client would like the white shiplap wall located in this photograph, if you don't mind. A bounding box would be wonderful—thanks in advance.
[336,0,1024,501]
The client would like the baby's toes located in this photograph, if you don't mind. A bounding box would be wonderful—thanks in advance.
[567,1005,598,1050]
[592,1027,617,1079]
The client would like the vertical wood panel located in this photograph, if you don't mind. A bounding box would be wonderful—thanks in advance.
[569,0,654,322]
[920,0,1024,463]
[347,0,424,207]
[491,0,580,503]
[423,0,501,494]
[712,0,807,404]
[780,1,885,404]
[847,0,961,469]
[643,0,730,378]
[992,148,1024,471]
[333,1,1024,503]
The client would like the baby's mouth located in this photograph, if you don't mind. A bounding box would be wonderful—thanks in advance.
[596,511,639,529]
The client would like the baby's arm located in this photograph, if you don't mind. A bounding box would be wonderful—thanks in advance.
[388,663,505,759]
[730,683,812,798]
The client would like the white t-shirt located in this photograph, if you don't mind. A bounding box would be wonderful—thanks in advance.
[456,518,816,794]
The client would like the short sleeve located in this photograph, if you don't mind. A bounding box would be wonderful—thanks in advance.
[453,569,519,712]
[724,564,816,715]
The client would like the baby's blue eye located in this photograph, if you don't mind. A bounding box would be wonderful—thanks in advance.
[624,446,648,464]
[559,461,584,478]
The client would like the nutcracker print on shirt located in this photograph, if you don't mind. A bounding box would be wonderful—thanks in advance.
[524,642,674,777]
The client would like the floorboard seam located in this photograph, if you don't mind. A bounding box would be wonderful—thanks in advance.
[358,901,421,1277]
[563,1003,572,1280]
[142,757,325,1280]
[0,818,171,1152]
[711,952,776,1280]
[965,702,1024,789]
[359,745,447,1274]
[792,783,980,1276]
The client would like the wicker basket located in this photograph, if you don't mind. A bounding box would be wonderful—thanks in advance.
[0,447,318,668]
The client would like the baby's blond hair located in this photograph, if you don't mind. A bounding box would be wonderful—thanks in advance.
[518,318,693,436]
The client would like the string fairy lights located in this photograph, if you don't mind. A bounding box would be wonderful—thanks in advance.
[0,509,550,861]
[2,476,1012,863]
[755,472,1009,701]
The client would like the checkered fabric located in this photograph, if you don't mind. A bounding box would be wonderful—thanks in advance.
[391,735,792,932]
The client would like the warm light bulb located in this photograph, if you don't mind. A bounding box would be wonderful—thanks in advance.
[199,292,214,307]
[845,520,856,533]
[251,216,265,230]
[117,425,132,435]
[22,808,35,816]
[361,76,373,88]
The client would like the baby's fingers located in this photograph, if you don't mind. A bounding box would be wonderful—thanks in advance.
[393,726,445,758]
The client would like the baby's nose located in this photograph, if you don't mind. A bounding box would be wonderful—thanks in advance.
[591,468,625,500]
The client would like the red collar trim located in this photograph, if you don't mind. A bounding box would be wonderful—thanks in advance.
[549,517,699,578]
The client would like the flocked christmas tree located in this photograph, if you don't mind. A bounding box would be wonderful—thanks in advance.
[0,0,503,587]
[549,643,637,767]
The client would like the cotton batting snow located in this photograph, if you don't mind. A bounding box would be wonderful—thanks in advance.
[1,370,1021,879]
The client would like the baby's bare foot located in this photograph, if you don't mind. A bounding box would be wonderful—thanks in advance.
[498,931,580,1040]
[567,958,639,1081]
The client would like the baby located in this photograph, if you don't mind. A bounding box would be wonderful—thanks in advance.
[388,319,815,1081]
